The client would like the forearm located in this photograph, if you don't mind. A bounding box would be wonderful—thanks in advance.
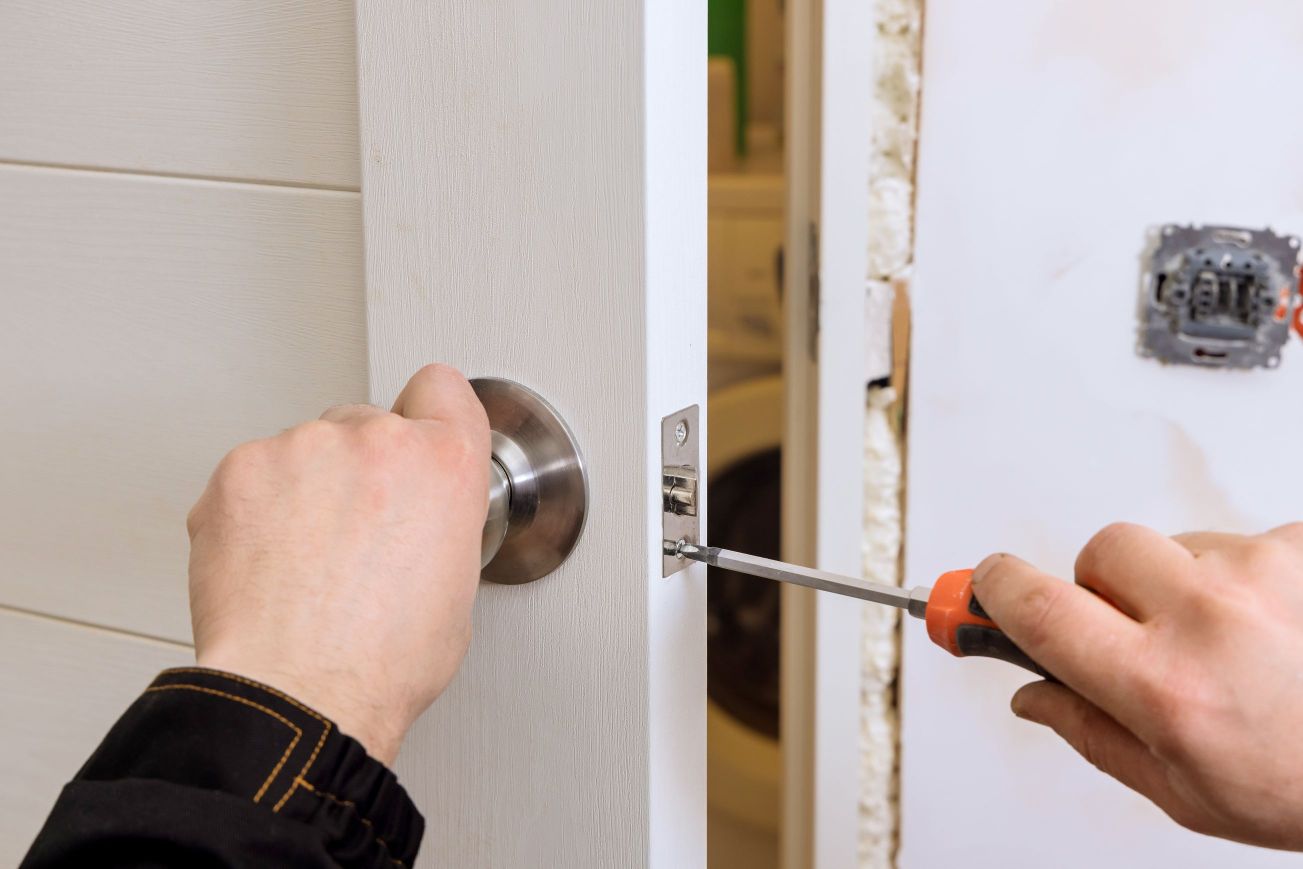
[21,668,422,869]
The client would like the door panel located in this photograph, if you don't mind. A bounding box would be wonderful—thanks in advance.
[0,609,192,865]
[355,1,706,864]
[0,166,366,642]
[0,1,359,187]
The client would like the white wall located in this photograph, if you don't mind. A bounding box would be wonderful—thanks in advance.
[903,2,1303,867]
[0,2,365,856]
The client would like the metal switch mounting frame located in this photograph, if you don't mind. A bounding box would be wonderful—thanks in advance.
[1140,224,1301,369]
[661,404,700,577]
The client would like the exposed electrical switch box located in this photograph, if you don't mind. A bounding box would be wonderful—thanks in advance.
[1141,224,1301,369]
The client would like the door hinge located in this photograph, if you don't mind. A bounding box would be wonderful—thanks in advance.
[807,220,820,361]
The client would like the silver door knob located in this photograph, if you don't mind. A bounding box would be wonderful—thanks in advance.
[472,378,588,584]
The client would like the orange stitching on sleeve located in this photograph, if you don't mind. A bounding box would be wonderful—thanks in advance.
[296,778,406,868]
[145,684,301,803]
[272,719,329,812]
[161,667,332,812]
[162,668,328,722]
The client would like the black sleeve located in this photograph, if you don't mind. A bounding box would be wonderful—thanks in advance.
[20,667,424,869]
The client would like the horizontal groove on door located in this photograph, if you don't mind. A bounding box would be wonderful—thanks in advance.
[0,158,362,194]
[0,163,368,643]
[0,603,195,652]
[0,1,360,188]
[0,608,193,866]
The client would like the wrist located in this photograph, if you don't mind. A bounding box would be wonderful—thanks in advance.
[194,652,410,765]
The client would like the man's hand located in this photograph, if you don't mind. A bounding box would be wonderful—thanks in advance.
[972,522,1303,850]
[187,365,490,765]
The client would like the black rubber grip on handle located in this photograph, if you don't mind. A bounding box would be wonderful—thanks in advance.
[962,595,1053,679]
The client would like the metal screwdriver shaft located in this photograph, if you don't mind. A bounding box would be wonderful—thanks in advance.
[672,542,930,619]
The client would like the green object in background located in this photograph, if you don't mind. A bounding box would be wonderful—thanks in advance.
[709,0,747,157]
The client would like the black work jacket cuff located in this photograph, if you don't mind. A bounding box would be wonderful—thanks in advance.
[31,666,423,868]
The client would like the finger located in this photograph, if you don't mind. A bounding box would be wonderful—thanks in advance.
[319,403,386,424]
[972,553,1146,720]
[1261,522,1303,548]
[1170,530,1252,555]
[391,364,486,431]
[1011,682,1191,822]
[1075,523,1195,620]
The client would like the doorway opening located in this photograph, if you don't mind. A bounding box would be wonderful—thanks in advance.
[706,1,786,866]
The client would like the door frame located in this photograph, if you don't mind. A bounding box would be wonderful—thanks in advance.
[354,2,707,865]
[783,0,874,865]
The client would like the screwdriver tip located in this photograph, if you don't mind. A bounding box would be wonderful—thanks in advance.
[662,539,707,561]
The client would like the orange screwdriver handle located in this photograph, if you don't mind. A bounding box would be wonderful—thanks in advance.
[924,569,1050,678]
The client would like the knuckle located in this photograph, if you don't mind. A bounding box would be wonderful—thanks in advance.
[1271,521,1303,545]
[1012,582,1070,651]
[214,440,265,483]
[362,412,414,444]
[1245,536,1294,577]
[321,402,375,421]
[1077,522,1143,572]
[356,415,422,472]
[290,418,339,445]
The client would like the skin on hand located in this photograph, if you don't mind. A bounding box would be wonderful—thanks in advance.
[187,364,490,765]
[972,522,1303,851]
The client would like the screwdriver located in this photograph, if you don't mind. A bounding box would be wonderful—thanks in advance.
[671,542,1048,676]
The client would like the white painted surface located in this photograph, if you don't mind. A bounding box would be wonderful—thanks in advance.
[902,2,1303,867]
[0,165,367,643]
[355,0,706,864]
[0,1,359,187]
[0,609,192,865]
[812,1,871,867]
[783,0,872,865]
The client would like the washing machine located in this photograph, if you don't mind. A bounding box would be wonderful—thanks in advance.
[706,171,784,869]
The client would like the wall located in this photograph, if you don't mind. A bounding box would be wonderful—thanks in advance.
[0,3,365,859]
[902,2,1303,867]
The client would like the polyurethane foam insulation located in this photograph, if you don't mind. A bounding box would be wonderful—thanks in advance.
[860,0,922,865]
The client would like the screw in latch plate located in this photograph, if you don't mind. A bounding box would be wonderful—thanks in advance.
[674,419,688,445]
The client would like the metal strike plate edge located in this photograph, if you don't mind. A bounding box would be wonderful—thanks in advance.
[661,404,700,577]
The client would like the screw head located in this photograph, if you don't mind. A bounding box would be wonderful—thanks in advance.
[674,420,688,445]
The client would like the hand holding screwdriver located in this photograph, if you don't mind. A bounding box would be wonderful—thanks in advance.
[685,524,1303,850]
[970,524,1303,851]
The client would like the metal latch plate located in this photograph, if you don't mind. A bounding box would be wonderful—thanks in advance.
[661,404,700,577]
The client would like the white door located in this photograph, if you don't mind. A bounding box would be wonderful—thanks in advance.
[1,2,707,866]
[0,4,365,862]
[354,1,706,865]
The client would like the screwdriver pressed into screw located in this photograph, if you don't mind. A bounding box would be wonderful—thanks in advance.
[669,541,1048,676]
